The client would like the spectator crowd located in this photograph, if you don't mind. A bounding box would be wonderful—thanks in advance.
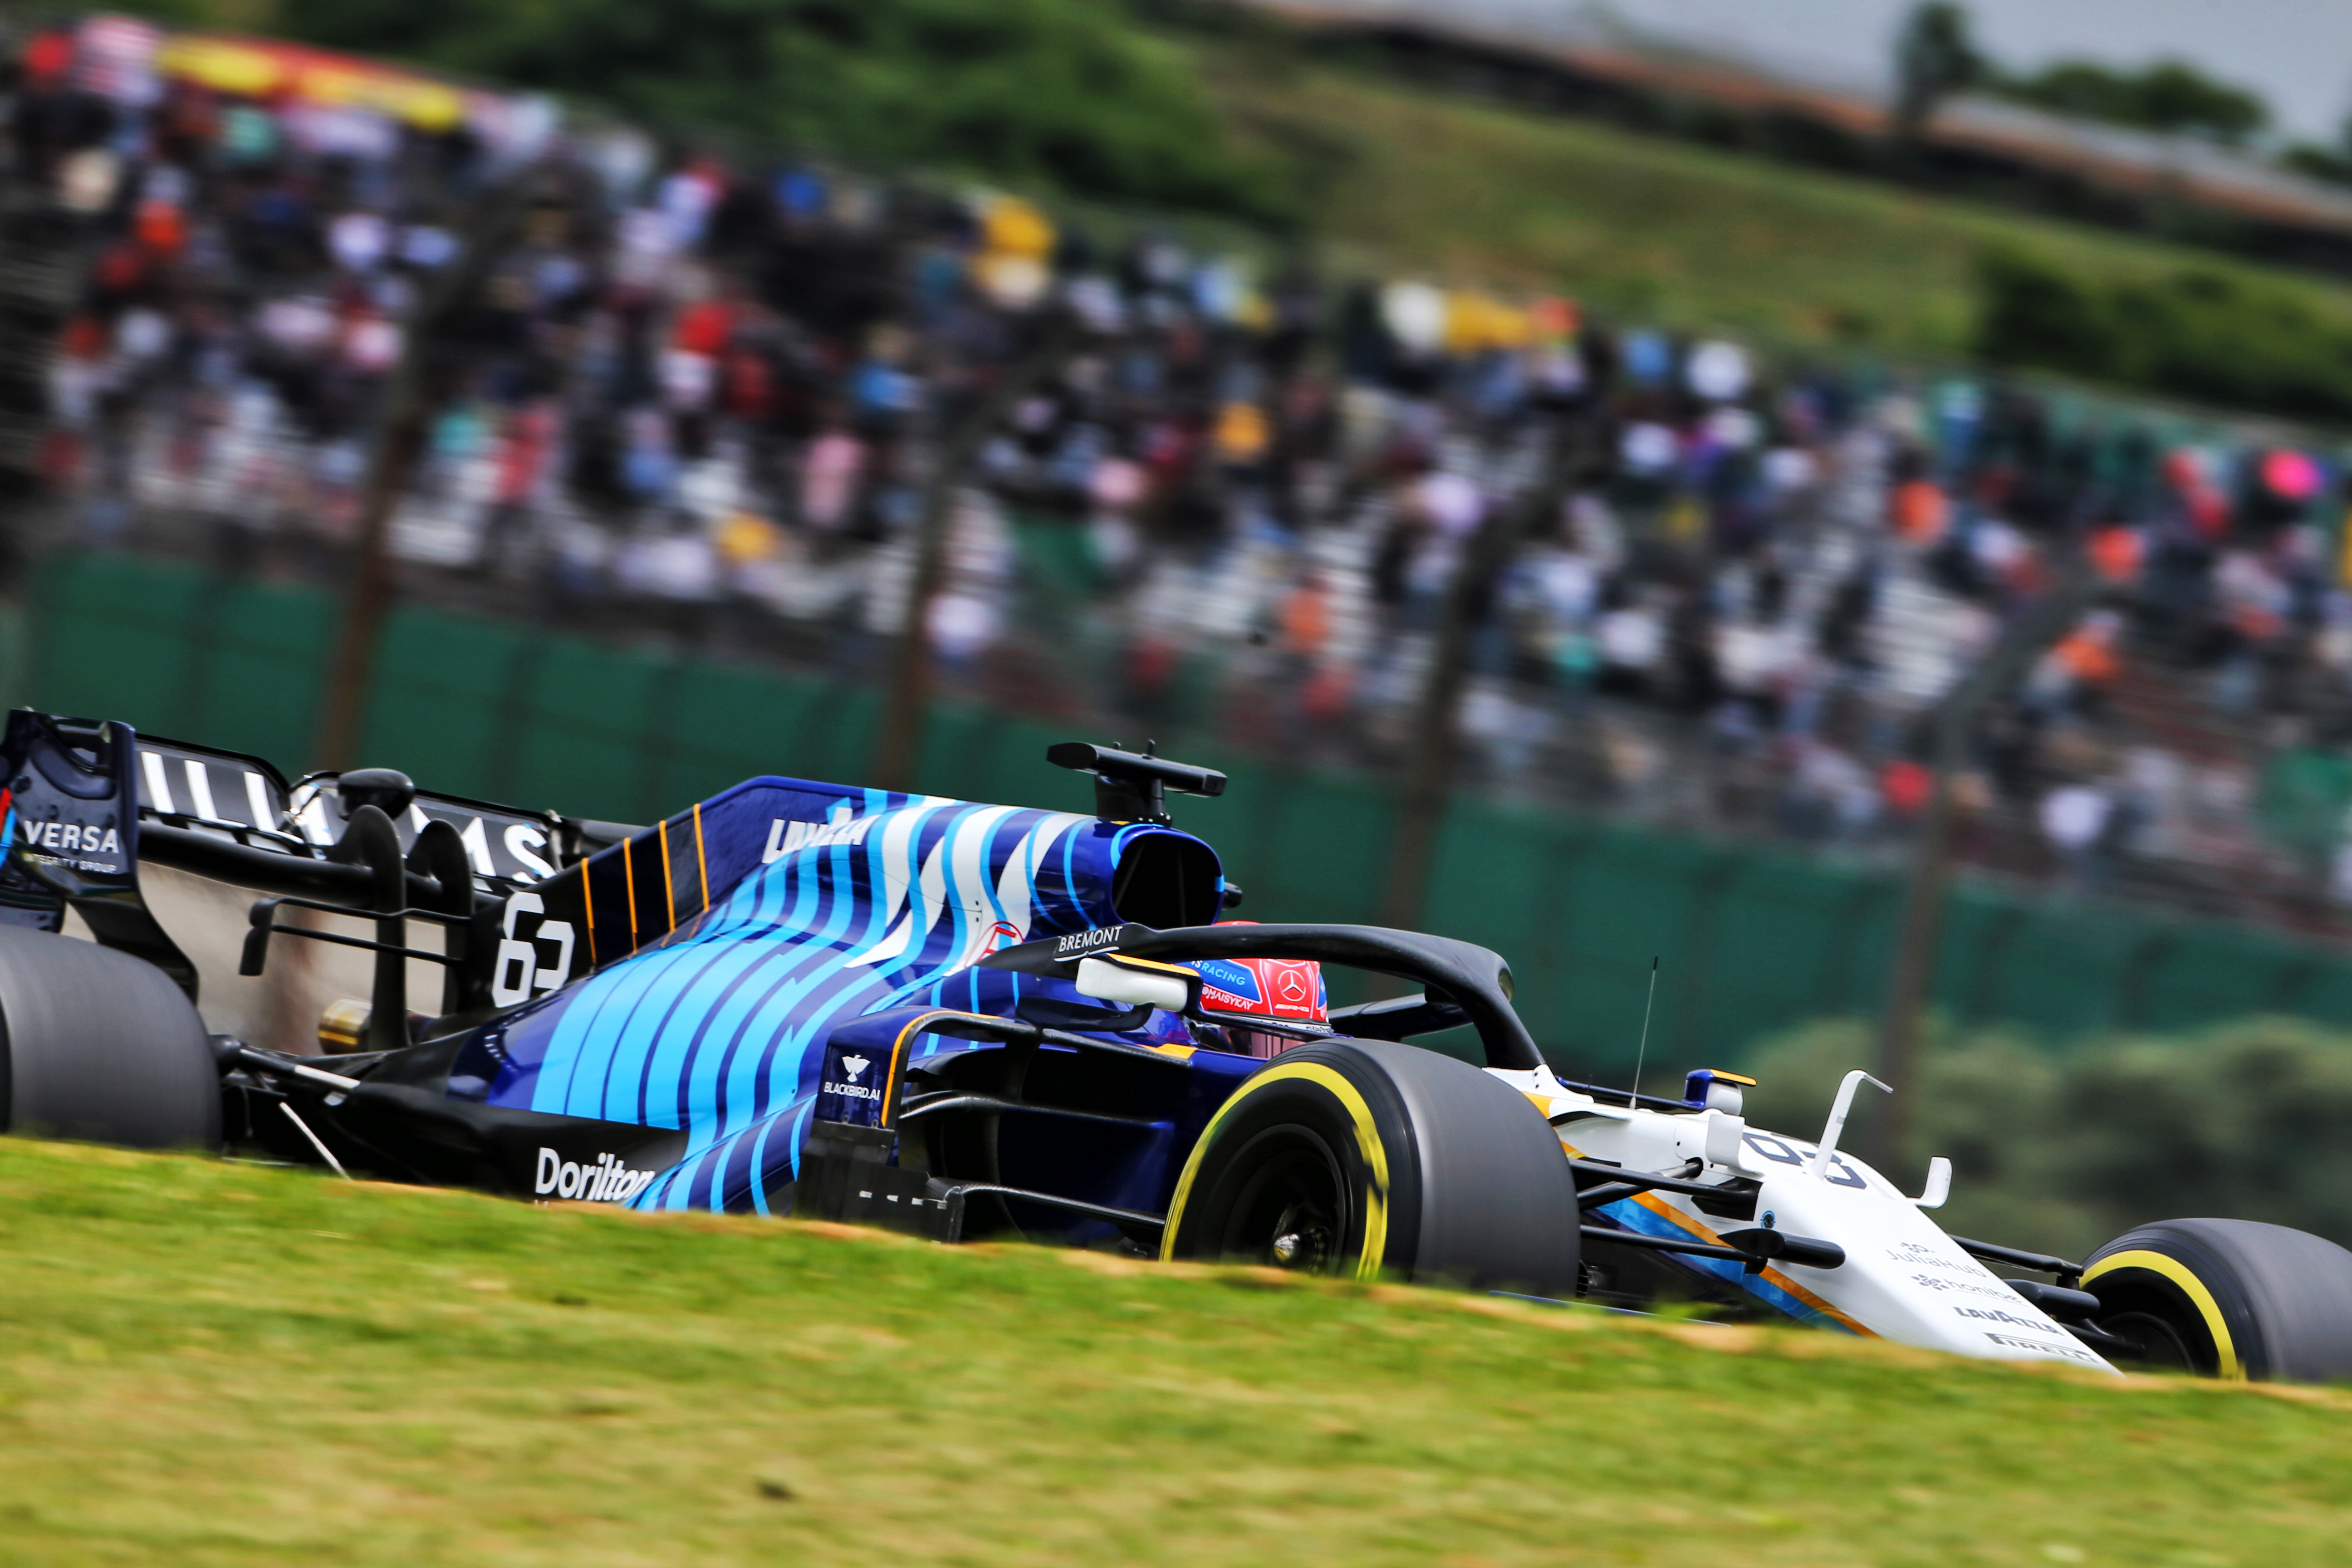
[20,13,2352,935]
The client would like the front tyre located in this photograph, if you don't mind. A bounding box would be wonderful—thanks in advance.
[2082,1218,2352,1383]
[1161,1040,1578,1297]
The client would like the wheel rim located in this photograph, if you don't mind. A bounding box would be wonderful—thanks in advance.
[2101,1309,2199,1374]
[1209,1126,1348,1272]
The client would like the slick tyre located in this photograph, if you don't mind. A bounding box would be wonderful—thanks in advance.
[2082,1218,2352,1383]
[1160,1040,1578,1296]
[0,926,219,1150]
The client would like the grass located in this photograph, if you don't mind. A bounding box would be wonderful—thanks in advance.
[3,1138,2352,1565]
[1195,44,2352,362]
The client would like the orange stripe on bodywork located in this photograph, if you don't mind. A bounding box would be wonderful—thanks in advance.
[621,835,640,944]
[873,1010,1037,1127]
[578,864,598,966]
[1627,1191,1877,1337]
[691,803,710,911]
[657,819,677,933]
[880,1010,959,1128]
[1104,956,1198,976]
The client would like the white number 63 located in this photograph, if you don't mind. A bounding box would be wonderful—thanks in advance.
[490,892,575,1008]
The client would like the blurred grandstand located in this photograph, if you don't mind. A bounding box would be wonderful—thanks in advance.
[11,10,2352,953]
[1220,0,2352,275]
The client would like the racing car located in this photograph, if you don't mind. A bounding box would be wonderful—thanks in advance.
[5,707,2352,1382]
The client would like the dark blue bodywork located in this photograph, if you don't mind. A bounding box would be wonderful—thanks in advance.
[441,776,1253,1227]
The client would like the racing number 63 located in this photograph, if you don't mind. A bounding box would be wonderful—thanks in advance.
[490,892,575,1008]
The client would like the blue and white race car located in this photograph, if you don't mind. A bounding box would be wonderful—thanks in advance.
[5,710,2351,1382]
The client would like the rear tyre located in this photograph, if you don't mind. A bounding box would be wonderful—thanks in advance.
[2082,1218,2352,1383]
[0,926,220,1150]
[1160,1040,1578,1296]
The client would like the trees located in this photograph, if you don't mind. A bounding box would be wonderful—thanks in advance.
[1892,5,2281,155]
[1995,58,2270,147]
[2281,117,2352,187]
[175,0,1290,222]
[1743,1015,2352,1261]
[1891,2,1986,141]
[1975,248,2352,423]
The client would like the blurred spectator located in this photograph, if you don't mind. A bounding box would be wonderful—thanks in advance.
[20,13,2352,936]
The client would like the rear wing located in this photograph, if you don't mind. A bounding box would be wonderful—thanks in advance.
[0,709,892,1040]
[134,732,565,893]
[0,709,584,1012]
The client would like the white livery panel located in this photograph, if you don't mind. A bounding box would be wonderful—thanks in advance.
[1486,1064,2115,1372]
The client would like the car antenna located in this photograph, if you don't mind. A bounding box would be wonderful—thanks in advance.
[1626,956,1659,1108]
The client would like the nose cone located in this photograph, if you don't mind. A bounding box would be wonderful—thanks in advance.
[1752,1150,2116,1374]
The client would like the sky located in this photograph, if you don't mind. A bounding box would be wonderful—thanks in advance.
[1382,0,2352,144]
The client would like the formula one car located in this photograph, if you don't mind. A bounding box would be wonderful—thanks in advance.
[5,708,2352,1382]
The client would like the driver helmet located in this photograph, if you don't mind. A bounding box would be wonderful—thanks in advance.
[1194,922,1327,1059]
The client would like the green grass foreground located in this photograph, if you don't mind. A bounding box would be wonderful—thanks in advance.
[2,1139,2350,1565]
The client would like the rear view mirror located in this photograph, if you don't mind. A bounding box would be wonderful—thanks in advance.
[1074,956,1194,1012]
[1911,1156,1953,1210]
[1703,1109,1754,1173]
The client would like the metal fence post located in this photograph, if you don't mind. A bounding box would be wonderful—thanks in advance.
[1868,559,2099,1171]
[312,173,535,772]
[1377,409,1585,934]
[869,309,1077,793]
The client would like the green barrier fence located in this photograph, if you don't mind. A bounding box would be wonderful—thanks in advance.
[29,551,2352,1071]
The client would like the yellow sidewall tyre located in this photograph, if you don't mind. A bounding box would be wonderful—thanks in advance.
[2083,1217,2352,1383]
[1161,1040,1578,1297]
